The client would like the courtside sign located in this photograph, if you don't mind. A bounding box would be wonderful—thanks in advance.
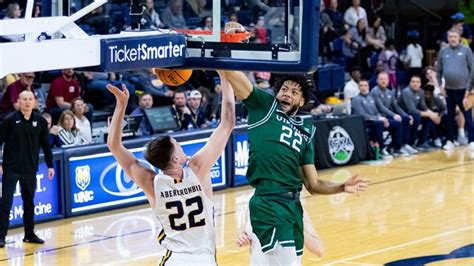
[2,161,61,226]
[67,138,226,215]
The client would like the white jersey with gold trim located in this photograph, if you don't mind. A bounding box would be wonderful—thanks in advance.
[153,167,215,256]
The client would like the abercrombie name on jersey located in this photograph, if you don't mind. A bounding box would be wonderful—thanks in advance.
[67,137,226,215]
[4,162,61,225]
[100,34,186,72]
[160,184,203,199]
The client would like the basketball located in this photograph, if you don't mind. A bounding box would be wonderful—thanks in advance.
[153,68,193,86]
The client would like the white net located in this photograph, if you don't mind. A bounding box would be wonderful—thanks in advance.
[224,22,247,34]
[223,22,250,43]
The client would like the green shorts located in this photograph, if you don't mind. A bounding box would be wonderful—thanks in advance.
[249,192,304,256]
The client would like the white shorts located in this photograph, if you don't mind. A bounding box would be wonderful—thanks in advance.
[157,250,217,266]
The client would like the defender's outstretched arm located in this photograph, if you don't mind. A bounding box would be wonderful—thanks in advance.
[106,84,157,207]
[189,71,236,197]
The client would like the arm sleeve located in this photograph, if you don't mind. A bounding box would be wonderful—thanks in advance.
[351,97,378,120]
[407,44,414,60]
[392,97,408,116]
[471,64,474,90]
[436,96,447,114]
[49,79,62,97]
[343,10,350,25]
[40,119,54,168]
[77,131,88,145]
[436,50,443,85]
[464,25,472,39]
[242,87,277,125]
[161,9,172,27]
[8,87,19,104]
[371,90,395,117]
[419,91,428,111]
[145,84,167,97]
[181,113,193,129]
[75,82,82,98]
[401,90,420,115]
[379,50,386,63]
[302,126,315,165]
[0,118,8,146]
[379,27,387,43]
[466,48,473,89]
[153,12,162,27]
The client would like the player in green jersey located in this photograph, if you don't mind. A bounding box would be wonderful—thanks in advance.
[220,71,368,265]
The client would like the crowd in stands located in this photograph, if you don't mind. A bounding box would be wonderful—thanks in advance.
[347,25,473,159]
[1,0,473,160]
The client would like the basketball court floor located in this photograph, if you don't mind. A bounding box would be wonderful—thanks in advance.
[0,147,472,265]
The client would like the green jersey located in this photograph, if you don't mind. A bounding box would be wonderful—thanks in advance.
[243,87,316,193]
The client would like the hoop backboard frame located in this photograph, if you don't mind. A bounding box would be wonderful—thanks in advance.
[0,0,320,77]
[180,0,320,73]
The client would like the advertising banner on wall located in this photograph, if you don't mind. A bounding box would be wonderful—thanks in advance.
[233,129,249,186]
[0,159,62,226]
[66,138,226,216]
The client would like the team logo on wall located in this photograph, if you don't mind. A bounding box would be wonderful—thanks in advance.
[75,166,91,191]
[234,139,249,176]
[99,161,147,197]
[328,126,354,165]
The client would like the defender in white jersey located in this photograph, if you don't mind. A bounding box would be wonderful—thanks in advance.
[153,167,216,263]
[106,71,235,266]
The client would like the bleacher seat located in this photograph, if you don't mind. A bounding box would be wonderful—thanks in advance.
[316,66,331,92]
[329,37,346,67]
[186,17,201,29]
[228,0,244,6]
[38,70,62,84]
[331,65,345,91]
[109,3,130,31]
[77,23,96,35]
[155,0,167,12]
[92,109,113,123]
[397,70,410,88]
[237,10,252,26]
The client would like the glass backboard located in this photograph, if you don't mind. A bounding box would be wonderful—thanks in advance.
[174,0,321,73]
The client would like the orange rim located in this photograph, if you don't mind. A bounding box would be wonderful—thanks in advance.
[175,29,251,43]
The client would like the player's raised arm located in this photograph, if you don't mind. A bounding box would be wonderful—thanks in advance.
[106,84,157,208]
[219,70,253,100]
[189,72,235,196]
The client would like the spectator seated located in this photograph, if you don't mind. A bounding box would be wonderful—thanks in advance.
[45,69,94,124]
[57,110,88,147]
